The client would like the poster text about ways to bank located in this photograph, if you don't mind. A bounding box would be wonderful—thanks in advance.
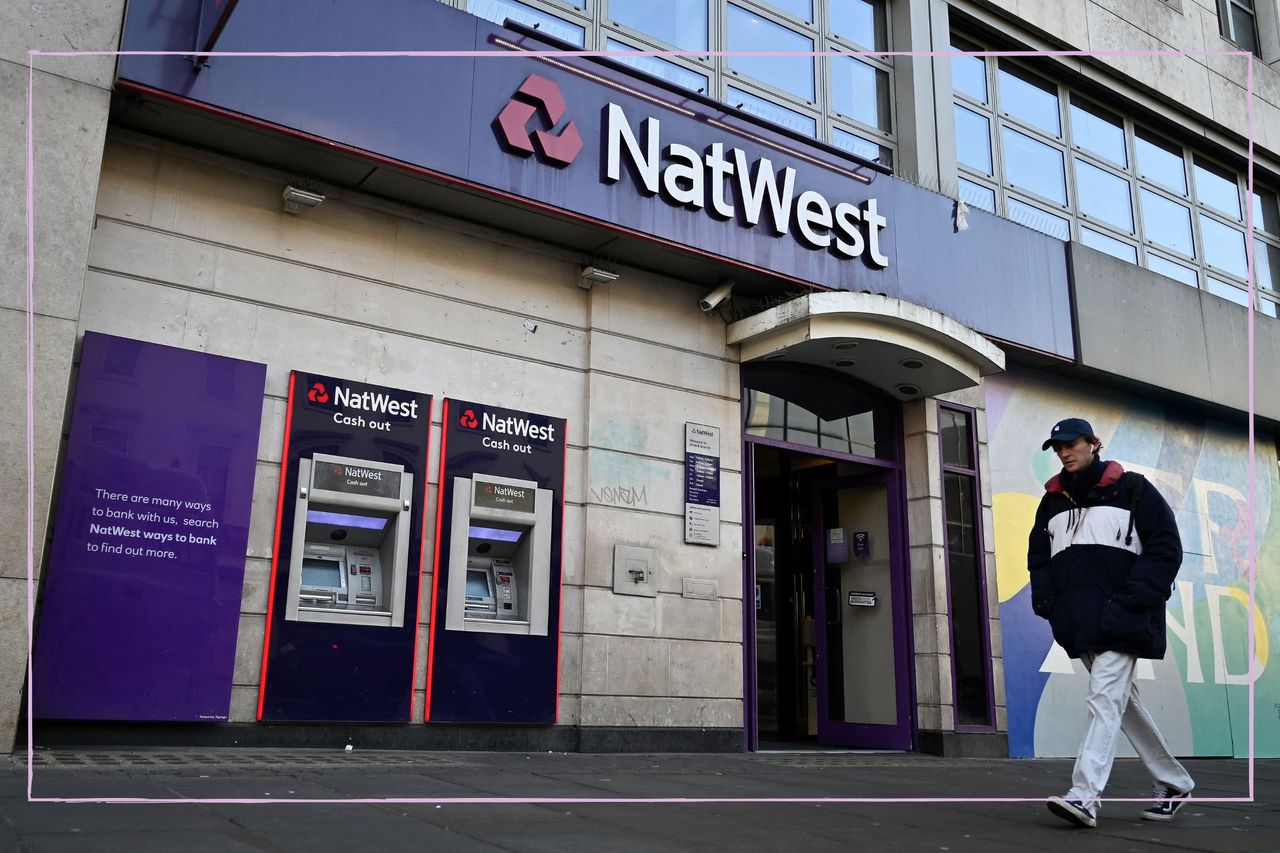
[85,486,223,560]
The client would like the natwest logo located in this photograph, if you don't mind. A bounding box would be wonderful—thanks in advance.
[495,75,582,166]
[459,409,479,429]
[604,104,889,267]
[481,411,556,443]
[336,464,383,481]
[314,384,420,419]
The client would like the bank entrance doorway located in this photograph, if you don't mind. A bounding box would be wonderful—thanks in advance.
[744,368,912,751]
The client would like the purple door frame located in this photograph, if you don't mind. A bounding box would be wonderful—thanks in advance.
[741,435,915,751]
[810,471,914,750]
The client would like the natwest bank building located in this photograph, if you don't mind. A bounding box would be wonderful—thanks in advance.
[13,0,1276,760]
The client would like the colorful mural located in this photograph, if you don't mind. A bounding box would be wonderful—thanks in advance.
[987,366,1277,758]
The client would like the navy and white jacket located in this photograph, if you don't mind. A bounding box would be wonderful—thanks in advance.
[1027,459,1182,659]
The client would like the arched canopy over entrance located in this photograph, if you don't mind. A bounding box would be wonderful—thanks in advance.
[727,292,1006,401]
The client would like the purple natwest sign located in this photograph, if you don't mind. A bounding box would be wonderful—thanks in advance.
[116,0,1074,360]
[32,332,266,721]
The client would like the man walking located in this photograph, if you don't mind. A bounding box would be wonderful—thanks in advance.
[1027,418,1194,828]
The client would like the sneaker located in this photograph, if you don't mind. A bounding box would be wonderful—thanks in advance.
[1047,796,1097,828]
[1141,786,1191,821]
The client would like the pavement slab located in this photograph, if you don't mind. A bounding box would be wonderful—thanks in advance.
[0,750,1273,852]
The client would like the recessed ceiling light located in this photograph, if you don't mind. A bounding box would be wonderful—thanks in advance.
[833,341,859,350]
[896,383,920,396]
[832,358,857,368]
[900,357,926,370]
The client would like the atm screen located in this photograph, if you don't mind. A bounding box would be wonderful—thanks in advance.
[301,557,343,589]
[465,568,493,601]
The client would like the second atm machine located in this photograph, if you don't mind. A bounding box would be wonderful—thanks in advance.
[443,473,552,635]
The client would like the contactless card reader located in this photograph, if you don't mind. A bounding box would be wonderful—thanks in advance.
[285,453,412,628]
[445,474,551,636]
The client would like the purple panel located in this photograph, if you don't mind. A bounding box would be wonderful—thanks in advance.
[116,0,1074,360]
[685,453,720,507]
[197,0,241,53]
[427,399,567,724]
[259,372,432,722]
[32,332,266,721]
[119,0,480,178]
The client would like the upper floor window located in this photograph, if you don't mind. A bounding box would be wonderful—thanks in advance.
[1219,0,1260,56]
[951,34,1280,319]
[611,0,709,51]
[468,0,587,45]
[727,4,816,101]
[463,0,896,166]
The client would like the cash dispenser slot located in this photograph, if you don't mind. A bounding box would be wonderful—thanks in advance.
[444,474,552,636]
[285,453,413,628]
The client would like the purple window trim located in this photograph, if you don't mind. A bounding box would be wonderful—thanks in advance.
[745,433,904,471]
[937,402,997,731]
[742,441,759,752]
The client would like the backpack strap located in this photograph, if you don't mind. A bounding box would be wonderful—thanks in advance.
[1123,472,1145,546]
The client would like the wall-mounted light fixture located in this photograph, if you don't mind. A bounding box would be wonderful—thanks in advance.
[578,265,621,289]
[282,185,325,214]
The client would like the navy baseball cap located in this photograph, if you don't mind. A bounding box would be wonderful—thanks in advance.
[1042,418,1095,451]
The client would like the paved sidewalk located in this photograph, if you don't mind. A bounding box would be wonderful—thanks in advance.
[1,749,1273,852]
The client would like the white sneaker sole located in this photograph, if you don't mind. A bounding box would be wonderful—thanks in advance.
[1047,797,1097,828]
[1141,799,1189,821]
[1141,788,1187,819]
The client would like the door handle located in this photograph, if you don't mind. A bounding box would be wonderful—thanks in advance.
[826,586,842,626]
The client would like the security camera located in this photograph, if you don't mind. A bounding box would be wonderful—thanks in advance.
[699,281,735,312]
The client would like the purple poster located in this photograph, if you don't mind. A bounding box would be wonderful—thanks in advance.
[32,332,266,721]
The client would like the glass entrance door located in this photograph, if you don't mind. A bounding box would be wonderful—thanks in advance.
[811,473,912,749]
[743,364,908,751]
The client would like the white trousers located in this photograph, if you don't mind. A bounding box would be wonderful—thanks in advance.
[1066,650,1194,807]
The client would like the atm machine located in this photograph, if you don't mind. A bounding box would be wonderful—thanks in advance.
[444,473,552,636]
[285,453,413,628]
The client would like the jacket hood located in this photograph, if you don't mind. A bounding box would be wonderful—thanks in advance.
[1044,459,1126,494]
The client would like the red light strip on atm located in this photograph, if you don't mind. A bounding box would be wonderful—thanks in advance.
[555,421,568,724]
[422,398,451,722]
[256,371,297,720]
[409,396,434,723]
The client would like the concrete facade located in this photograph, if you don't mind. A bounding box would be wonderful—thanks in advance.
[84,132,745,729]
[2,1,125,754]
[1071,242,1280,419]
[7,0,1278,757]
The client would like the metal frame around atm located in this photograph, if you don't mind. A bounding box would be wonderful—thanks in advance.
[284,453,413,628]
[443,473,552,636]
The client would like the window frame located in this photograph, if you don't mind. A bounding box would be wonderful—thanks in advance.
[937,403,996,732]
[951,33,1280,317]
[1219,0,1261,57]
[463,0,898,166]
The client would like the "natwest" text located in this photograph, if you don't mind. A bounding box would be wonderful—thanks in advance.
[603,104,889,267]
[333,385,420,418]
[482,411,556,442]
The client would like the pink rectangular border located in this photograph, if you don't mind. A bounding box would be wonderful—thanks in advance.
[23,45,1259,805]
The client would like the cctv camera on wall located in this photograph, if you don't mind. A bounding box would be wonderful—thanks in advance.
[699,281,735,312]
